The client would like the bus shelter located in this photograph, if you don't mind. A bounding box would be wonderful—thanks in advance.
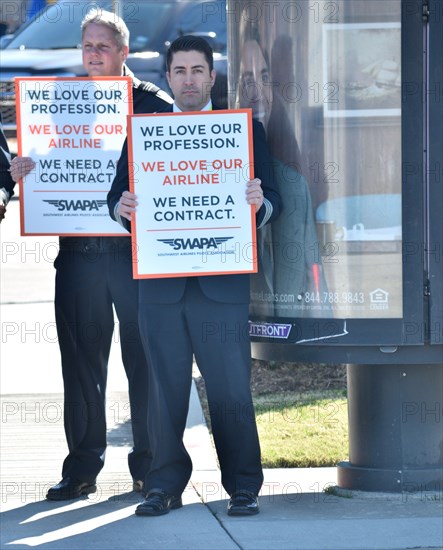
[227,0,442,492]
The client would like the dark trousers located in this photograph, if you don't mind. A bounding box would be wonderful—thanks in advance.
[54,248,151,483]
[139,278,263,497]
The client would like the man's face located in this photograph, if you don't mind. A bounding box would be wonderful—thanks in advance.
[82,23,128,77]
[239,40,272,131]
[167,50,215,111]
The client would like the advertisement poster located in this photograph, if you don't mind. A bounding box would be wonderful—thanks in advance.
[15,77,132,236]
[232,3,403,324]
[128,110,256,279]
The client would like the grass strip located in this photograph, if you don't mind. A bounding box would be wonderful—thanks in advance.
[255,389,349,468]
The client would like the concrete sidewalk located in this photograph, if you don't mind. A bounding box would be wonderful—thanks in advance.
[1,384,442,550]
[1,199,442,549]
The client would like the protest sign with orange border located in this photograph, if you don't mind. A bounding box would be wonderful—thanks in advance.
[127,109,257,279]
[15,77,132,236]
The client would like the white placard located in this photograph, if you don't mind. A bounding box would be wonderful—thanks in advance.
[16,77,132,235]
[128,109,257,278]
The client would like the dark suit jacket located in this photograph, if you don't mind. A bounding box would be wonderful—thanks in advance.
[59,67,172,253]
[0,113,15,199]
[107,106,281,304]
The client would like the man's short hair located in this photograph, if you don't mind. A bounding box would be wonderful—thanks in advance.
[166,35,214,73]
[81,8,129,50]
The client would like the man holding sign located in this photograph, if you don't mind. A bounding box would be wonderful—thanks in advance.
[11,9,172,501]
[108,36,280,516]
[0,113,16,222]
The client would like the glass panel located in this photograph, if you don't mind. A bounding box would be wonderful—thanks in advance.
[229,0,402,320]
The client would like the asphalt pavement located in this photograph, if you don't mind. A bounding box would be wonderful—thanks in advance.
[1,197,442,550]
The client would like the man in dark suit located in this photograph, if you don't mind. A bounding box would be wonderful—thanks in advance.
[0,113,16,222]
[10,9,172,501]
[108,35,280,517]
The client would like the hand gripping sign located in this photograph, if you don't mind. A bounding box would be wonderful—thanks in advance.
[127,109,257,278]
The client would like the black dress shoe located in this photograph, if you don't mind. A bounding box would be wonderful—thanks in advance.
[227,490,260,516]
[46,477,97,501]
[135,488,183,516]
